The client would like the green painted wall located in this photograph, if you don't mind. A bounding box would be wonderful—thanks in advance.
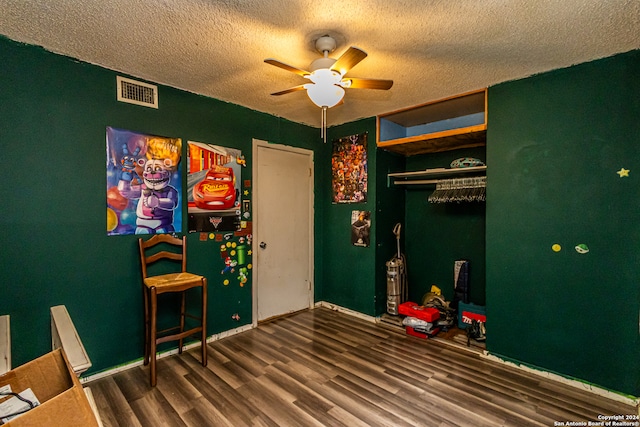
[404,147,487,305]
[0,36,322,375]
[313,119,405,317]
[319,120,378,315]
[486,50,640,396]
[374,149,406,314]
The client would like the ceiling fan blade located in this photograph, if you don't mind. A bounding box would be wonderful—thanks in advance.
[264,58,310,77]
[270,85,307,96]
[331,47,368,75]
[345,78,394,90]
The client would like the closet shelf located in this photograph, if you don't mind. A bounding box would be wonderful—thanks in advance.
[389,166,486,185]
[377,89,487,156]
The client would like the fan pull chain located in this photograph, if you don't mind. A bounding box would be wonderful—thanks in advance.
[321,106,327,143]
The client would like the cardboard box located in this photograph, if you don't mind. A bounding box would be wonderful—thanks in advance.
[0,348,99,427]
[398,302,440,323]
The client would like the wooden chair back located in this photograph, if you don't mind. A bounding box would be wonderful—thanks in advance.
[138,234,187,279]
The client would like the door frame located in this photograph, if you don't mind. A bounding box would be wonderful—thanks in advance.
[251,138,314,326]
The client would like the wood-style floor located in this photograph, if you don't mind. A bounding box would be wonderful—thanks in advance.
[89,308,635,426]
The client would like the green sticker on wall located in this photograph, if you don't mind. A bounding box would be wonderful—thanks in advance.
[575,244,589,254]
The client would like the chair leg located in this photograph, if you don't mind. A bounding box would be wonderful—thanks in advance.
[201,278,208,367]
[149,286,158,387]
[143,286,150,366]
[179,291,186,354]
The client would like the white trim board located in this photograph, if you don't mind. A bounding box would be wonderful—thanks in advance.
[0,315,10,374]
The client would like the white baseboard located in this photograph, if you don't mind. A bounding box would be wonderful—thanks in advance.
[314,301,378,323]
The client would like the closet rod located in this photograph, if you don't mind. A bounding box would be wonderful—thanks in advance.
[393,179,439,185]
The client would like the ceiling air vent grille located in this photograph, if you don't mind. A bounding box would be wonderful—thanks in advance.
[116,76,158,108]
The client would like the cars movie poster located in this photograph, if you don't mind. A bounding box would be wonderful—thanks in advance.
[187,141,243,232]
[106,127,183,236]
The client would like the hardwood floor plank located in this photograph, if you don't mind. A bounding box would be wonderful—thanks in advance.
[214,338,269,377]
[89,308,638,427]
[279,346,341,381]
[236,374,325,426]
[155,358,202,416]
[293,394,346,427]
[90,377,143,427]
[425,372,547,426]
[276,317,355,353]
[179,396,235,427]
[231,328,293,365]
[325,405,377,427]
[182,368,259,426]
[128,387,187,427]
[318,378,416,427]
[329,373,439,426]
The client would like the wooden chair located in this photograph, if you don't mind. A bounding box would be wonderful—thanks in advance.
[138,234,207,386]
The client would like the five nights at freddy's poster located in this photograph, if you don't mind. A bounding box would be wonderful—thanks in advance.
[106,127,183,236]
[331,132,368,204]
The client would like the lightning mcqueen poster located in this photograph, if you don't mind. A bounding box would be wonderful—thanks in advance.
[186,141,243,233]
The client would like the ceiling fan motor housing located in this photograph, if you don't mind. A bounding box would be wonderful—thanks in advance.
[315,35,337,54]
[309,57,338,72]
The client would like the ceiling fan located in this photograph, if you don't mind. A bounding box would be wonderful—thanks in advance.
[265,35,393,142]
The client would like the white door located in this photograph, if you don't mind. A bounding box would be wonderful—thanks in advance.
[253,139,314,323]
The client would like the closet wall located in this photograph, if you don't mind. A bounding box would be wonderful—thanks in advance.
[403,147,487,305]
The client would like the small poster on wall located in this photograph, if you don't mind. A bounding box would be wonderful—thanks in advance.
[351,210,371,247]
[106,127,183,236]
[331,132,367,203]
[186,141,244,232]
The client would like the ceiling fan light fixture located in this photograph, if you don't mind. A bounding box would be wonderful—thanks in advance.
[304,82,344,108]
[265,34,393,142]
[304,69,345,108]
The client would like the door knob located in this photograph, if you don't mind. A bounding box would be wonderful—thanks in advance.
[259,242,267,249]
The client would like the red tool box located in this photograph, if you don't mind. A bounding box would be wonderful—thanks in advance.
[398,301,440,322]
[404,326,440,339]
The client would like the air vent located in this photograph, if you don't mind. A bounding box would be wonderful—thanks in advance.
[116,76,158,108]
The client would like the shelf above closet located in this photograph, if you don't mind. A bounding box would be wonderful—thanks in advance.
[377,89,487,156]
[389,165,486,185]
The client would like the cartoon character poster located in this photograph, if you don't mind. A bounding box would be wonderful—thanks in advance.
[186,141,244,232]
[332,132,368,203]
[106,127,182,236]
[351,210,371,247]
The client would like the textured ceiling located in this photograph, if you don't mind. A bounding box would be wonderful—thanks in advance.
[1,0,639,128]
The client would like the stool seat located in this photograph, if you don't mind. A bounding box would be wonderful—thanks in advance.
[144,272,205,291]
[138,234,208,387]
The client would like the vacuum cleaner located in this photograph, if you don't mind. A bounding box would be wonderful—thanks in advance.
[385,223,407,316]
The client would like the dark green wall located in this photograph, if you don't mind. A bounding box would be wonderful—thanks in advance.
[404,147,487,305]
[374,149,406,314]
[320,121,378,315]
[486,50,640,396]
[0,36,322,375]
[318,120,405,317]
